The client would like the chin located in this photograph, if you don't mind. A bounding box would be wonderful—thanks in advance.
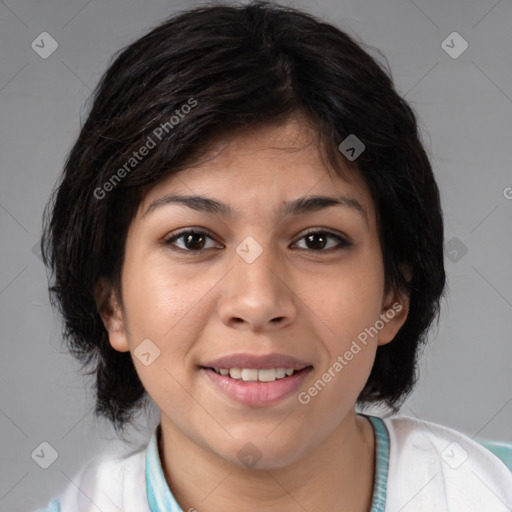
[220,437,310,472]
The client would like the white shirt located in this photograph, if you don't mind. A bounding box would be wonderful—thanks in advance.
[35,414,512,512]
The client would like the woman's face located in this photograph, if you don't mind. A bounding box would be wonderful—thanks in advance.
[100,118,408,469]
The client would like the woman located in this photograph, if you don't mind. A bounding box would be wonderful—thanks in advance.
[37,2,512,510]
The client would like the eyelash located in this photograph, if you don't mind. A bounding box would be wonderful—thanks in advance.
[162,228,352,255]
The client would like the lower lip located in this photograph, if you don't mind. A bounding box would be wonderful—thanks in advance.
[201,367,313,407]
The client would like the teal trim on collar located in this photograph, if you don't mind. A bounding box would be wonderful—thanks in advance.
[365,415,390,512]
[146,417,390,511]
[146,425,183,512]
[34,498,61,512]
[475,438,512,473]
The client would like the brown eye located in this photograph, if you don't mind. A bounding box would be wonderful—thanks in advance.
[164,230,221,252]
[293,230,351,252]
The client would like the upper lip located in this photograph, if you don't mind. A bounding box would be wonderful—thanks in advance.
[201,353,313,370]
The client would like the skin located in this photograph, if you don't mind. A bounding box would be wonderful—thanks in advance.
[97,116,409,512]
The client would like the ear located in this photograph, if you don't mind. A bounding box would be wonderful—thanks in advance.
[94,278,130,352]
[377,266,411,346]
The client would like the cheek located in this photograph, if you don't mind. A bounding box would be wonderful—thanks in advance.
[121,249,205,340]
[307,334,378,412]
[308,262,385,343]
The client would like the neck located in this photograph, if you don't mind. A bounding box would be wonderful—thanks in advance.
[158,410,376,512]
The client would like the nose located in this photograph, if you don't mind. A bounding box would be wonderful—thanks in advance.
[218,242,298,333]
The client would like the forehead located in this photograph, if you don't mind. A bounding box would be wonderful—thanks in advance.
[138,118,376,227]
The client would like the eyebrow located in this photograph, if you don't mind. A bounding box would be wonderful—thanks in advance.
[142,193,369,226]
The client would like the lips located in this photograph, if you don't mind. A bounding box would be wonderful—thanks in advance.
[200,353,313,406]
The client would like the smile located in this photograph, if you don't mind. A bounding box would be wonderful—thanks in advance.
[201,366,313,406]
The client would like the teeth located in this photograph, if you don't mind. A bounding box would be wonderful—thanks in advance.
[229,368,242,379]
[241,368,258,381]
[258,368,277,382]
[217,367,297,381]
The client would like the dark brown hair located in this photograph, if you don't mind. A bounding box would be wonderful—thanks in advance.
[41,1,446,434]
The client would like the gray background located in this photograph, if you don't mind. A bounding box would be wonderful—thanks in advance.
[1,0,511,510]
